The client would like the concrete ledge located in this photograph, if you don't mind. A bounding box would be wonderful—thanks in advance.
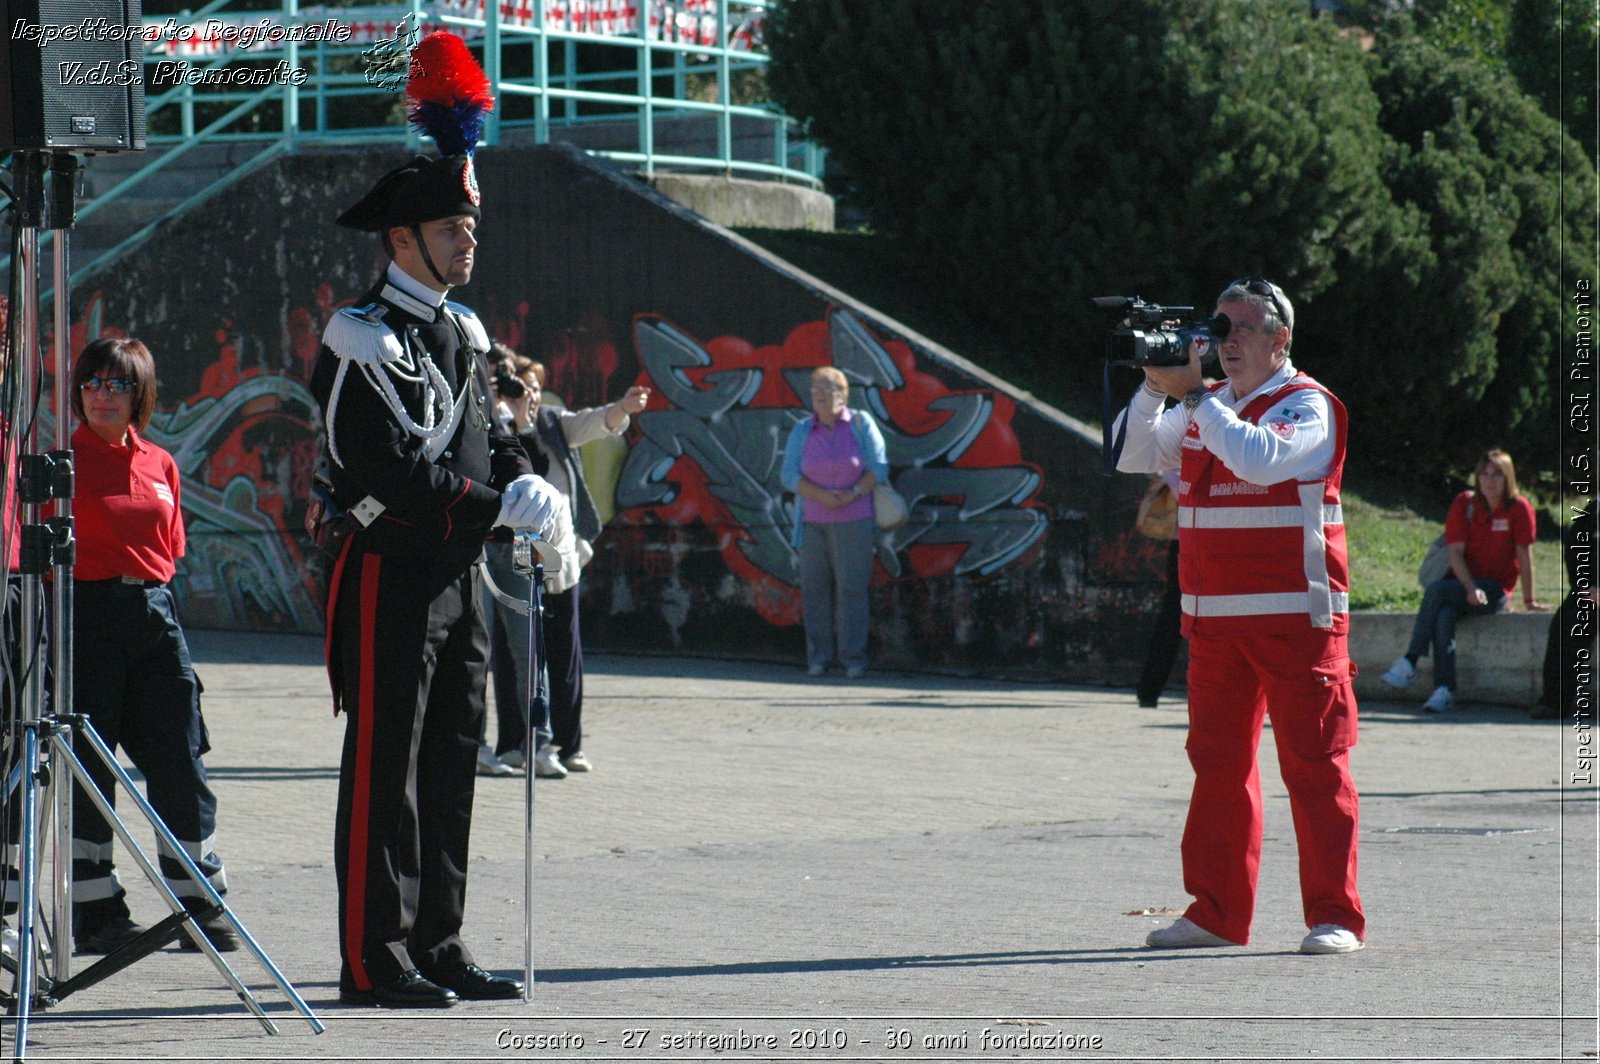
[1349,609,1546,707]
[647,173,835,230]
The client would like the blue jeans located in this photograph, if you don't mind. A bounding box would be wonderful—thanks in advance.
[1404,577,1507,690]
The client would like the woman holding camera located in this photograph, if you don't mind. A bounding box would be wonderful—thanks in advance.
[1382,448,1543,713]
[69,337,237,954]
[479,344,647,778]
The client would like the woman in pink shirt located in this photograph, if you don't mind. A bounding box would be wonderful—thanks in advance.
[780,367,890,679]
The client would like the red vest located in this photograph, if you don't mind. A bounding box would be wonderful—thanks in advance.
[1177,375,1348,636]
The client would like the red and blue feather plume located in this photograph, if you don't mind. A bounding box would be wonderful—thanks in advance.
[406,32,495,157]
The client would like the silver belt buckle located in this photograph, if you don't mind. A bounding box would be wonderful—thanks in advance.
[120,575,145,586]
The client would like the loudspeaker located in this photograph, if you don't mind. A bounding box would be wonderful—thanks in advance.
[0,0,146,152]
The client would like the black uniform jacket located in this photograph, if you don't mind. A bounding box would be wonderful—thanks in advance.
[310,276,530,589]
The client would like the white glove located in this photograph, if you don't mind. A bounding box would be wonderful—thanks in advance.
[496,474,560,530]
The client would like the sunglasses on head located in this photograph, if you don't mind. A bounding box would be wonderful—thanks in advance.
[79,375,136,394]
[1229,277,1288,330]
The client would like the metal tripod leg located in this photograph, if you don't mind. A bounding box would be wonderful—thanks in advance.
[8,725,43,1061]
[44,720,323,1034]
[523,559,545,1004]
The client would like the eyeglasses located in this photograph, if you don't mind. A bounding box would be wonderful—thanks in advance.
[1229,277,1289,331]
[79,376,136,394]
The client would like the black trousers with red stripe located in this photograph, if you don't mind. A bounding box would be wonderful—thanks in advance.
[329,543,486,992]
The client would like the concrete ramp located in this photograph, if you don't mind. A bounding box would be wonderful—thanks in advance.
[60,142,1162,681]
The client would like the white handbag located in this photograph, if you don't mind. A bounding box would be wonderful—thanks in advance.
[873,483,909,530]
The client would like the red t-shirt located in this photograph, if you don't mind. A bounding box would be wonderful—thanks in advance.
[1443,490,1536,594]
[72,424,185,583]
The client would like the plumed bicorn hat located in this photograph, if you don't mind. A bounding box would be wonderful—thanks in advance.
[336,32,495,232]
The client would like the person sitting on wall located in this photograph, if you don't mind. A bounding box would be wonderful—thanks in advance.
[1381,448,1543,714]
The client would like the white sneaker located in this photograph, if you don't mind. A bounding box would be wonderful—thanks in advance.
[562,751,592,773]
[476,744,514,777]
[1423,686,1454,713]
[1381,656,1417,689]
[1144,916,1236,949]
[532,746,568,779]
[499,748,527,770]
[1300,924,1363,954]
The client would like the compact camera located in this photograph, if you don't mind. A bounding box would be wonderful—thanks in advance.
[1091,295,1230,368]
[494,371,526,399]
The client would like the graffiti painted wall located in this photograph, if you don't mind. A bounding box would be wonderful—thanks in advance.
[53,143,1167,681]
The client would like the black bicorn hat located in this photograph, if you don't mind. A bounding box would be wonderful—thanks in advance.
[336,32,493,232]
[334,153,482,232]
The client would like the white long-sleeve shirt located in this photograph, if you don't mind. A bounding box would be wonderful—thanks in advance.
[1114,360,1336,485]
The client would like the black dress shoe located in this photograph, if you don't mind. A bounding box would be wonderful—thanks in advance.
[178,912,241,952]
[424,962,523,1000]
[74,914,146,955]
[339,969,458,1008]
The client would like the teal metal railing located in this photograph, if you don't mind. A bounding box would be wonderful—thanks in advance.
[17,0,819,282]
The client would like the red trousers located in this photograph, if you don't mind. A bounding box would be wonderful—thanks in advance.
[1180,627,1365,944]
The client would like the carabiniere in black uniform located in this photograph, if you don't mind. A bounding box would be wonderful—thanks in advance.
[311,152,531,1008]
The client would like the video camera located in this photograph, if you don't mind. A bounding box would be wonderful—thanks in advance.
[1091,296,1230,368]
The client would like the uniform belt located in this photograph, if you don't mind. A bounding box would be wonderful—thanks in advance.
[78,576,166,590]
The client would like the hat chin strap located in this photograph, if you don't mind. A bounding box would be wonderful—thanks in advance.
[412,224,452,290]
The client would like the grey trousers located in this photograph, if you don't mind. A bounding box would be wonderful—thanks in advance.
[798,517,876,669]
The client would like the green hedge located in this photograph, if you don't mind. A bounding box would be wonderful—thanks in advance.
[769,0,1593,482]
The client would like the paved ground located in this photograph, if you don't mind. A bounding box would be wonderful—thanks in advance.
[2,630,1593,1062]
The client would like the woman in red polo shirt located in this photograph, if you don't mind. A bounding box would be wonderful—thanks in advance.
[68,337,236,955]
[1382,448,1543,713]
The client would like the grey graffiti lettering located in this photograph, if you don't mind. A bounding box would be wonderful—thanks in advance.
[147,375,324,631]
[635,318,761,416]
[618,311,1048,588]
[829,309,904,390]
[880,467,1047,576]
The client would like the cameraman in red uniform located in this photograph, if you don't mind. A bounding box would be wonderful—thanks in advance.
[1115,278,1365,955]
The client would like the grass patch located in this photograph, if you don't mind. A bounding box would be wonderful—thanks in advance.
[1344,487,1564,611]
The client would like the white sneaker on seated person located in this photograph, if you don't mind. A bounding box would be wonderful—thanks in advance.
[1381,656,1417,689]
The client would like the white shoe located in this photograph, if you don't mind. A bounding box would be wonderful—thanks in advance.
[532,746,568,778]
[1300,924,1363,954]
[1144,917,1236,949]
[1,923,48,962]
[845,665,866,680]
[476,744,514,777]
[806,664,827,677]
[1423,686,1454,713]
[499,748,527,770]
[562,751,592,773]
[1381,656,1417,689]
